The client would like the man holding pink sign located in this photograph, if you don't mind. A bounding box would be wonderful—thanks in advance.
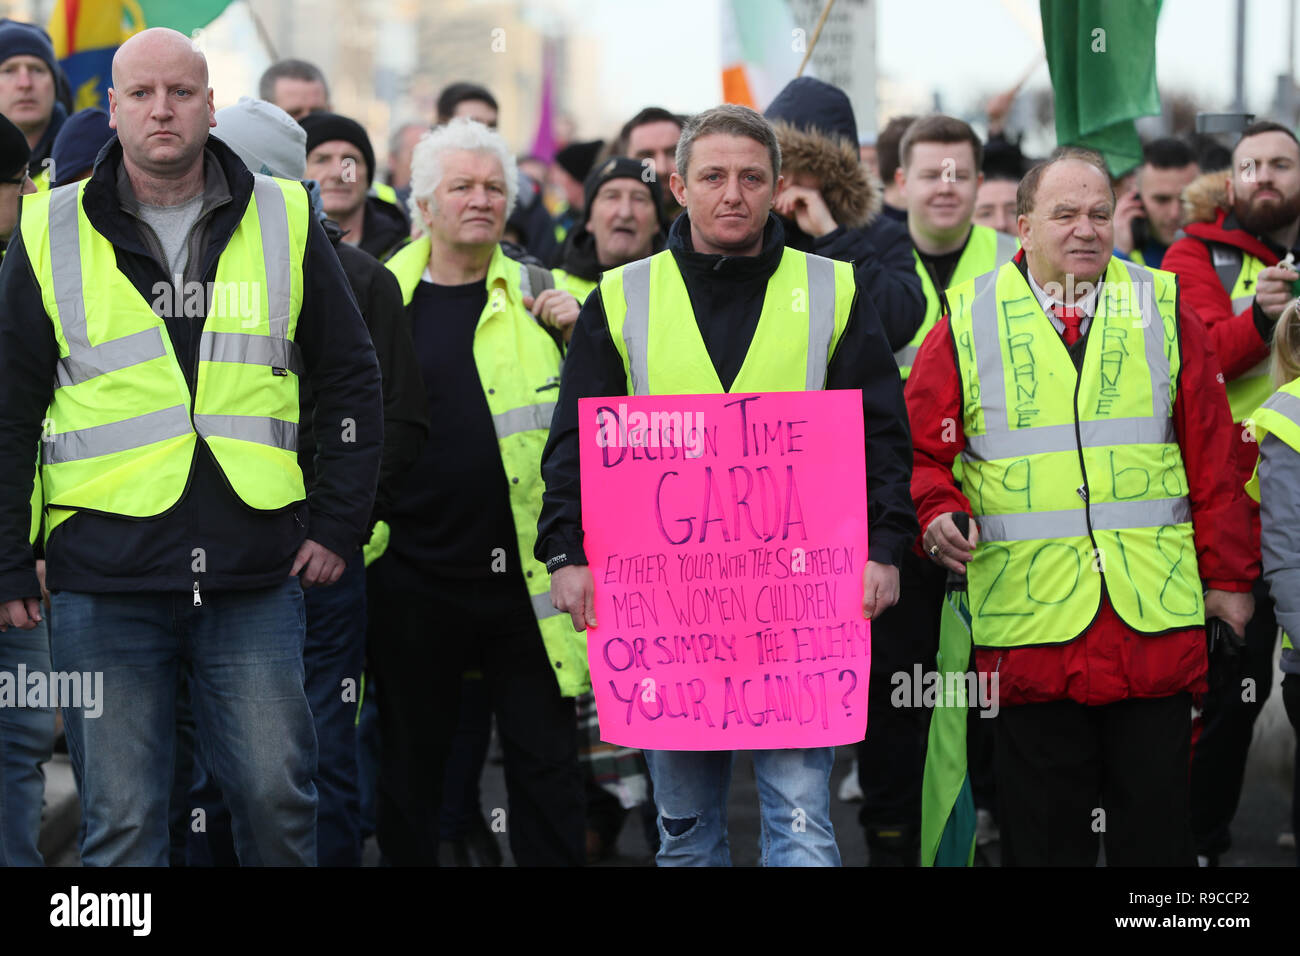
[537,105,918,867]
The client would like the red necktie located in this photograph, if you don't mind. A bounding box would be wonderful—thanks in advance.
[1054,303,1082,346]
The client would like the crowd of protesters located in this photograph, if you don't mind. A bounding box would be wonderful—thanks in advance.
[0,15,1297,868]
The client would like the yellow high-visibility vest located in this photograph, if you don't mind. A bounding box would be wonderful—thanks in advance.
[23,175,310,542]
[600,246,856,395]
[949,258,1203,648]
[895,224,1018,379]
[1206,245,1273,422]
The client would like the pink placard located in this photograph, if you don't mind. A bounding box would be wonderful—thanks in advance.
[578,391,869,751]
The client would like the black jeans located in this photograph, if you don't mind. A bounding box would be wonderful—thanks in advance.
[1190,579,1278,858]
[994,693,1196,866]
[367,560,584,866]
[857,550,945,831]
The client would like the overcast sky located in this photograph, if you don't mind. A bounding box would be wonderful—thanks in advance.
[568,0,1300,131]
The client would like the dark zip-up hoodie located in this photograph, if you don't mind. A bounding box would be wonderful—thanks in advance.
[0,135,383,602]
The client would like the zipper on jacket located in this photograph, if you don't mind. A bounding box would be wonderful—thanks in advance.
[193,581,202,607]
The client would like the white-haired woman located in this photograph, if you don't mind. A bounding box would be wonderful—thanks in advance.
[366,117,586,866]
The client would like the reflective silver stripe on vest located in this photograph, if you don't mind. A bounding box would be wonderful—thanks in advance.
[532,589,562,620]
[1262,387,1300,426]
[518,263,534,299]
[965,416,1176,461]
[493,402,556,439]
[42,404,192,465]
[804,255,837,390]
[894,343,919,369]
[193,414,297,451]
[621,258,652,396]
[968,271,1006,430]
[1117,260,1174,420]
[199,331,303,375]
[994,231,1018,263]
[1232,295,1254,312]
[976,496,1192,542]
[251,175,292,341]
[48,186,169,387]
[55,327,166,388]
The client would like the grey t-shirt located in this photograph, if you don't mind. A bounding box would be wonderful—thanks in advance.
[137,193,204,277]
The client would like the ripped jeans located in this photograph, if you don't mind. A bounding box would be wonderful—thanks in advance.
[643,748,839,866]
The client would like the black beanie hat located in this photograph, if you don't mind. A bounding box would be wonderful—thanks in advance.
[555,139,604,184]
[298,112,375,185]
[0,112,30,183]
[582,156,667,231]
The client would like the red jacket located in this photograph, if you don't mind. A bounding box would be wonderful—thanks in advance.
[906,264,1258,707]
[1163,208,1278,553]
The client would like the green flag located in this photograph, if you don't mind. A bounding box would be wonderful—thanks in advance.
[1040,0,1163,176]
[129,1,236,37]
[920,587,977,867]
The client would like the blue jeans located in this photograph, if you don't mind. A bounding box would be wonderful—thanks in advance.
[643,747,840,867]
[51,581,317,866]
[0,616,56,866]
[184,553,366,866]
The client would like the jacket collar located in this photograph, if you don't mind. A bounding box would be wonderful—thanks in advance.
[81,135,252,259]
[667,210,786,279]
[391,237,526,308]
[559,221,666,281]
[1181,207,1285,267]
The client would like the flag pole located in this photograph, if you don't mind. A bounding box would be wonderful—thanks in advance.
[796,0,837,78]
[244,0,280,64]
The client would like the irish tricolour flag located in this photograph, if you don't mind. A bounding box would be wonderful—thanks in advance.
[721,0,806,110]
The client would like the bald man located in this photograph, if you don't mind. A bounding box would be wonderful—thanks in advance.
[0,28,383,866]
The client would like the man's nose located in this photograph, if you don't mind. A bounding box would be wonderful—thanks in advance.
[1072,215,1098,238]
[721,175,744,203]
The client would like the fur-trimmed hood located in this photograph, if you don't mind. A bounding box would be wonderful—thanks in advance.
[1181,168,1231,224]
[765,77,880,230]
[771,118,881,230]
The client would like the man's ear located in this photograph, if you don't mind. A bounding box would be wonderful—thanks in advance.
[107,88,118,129]
[894,164,907,198]
[669,170,687,208]
[207,88,217,128]
[1017,213,1032,251]
[1225,173,1236,208]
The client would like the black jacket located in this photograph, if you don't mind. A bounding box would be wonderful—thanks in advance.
[357,193,410,262]
[301,222,429,523]
[535,212,918,571]
[786,215,925,351]
[0,136,383,601]
[556,219,666,283]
